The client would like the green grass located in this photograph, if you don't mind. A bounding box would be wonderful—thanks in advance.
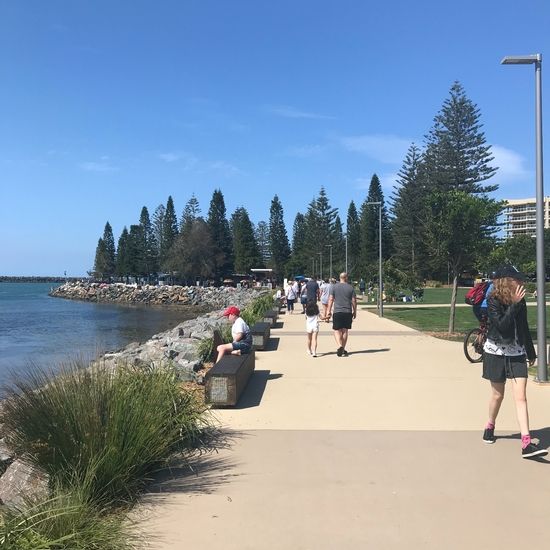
[0,488,137,549]
[381,304,550,340]
[1,360,211,506]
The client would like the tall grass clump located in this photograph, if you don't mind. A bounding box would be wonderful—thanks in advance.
[1,360,211,505]
[0,487,137,549]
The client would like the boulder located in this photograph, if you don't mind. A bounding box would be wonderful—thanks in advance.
[0,459,49,508]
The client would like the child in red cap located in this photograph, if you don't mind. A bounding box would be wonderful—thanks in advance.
[216,306,253,362]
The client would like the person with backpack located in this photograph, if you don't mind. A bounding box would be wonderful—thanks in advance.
[481,265,548,459]
[465,278,491,321]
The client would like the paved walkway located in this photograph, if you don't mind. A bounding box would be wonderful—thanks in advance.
[138,306,550,549]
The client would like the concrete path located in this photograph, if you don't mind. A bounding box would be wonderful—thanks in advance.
[138,306,550,549]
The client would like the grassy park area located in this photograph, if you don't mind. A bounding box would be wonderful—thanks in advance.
[360,287,550,341]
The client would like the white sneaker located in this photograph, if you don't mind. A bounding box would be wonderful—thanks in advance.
[312,352,317,357]
[306,350,312,356]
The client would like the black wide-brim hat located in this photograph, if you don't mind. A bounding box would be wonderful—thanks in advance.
[493,265,526,281]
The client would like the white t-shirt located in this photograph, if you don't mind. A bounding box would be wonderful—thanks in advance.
[232,317,250,341]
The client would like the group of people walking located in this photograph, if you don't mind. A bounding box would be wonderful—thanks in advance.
[217,263,547,460]
[283,273,357,358]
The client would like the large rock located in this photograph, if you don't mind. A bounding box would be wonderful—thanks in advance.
[0,459,49,508]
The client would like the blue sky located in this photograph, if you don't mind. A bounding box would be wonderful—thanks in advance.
[1,0,549,276]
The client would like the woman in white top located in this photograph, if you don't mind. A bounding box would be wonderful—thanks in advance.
[305,301,321,357]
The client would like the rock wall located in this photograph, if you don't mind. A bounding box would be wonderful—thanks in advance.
[49,281,259,308]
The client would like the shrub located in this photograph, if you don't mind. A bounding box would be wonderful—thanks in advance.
[1,361,211,505]
[0,487,136,549]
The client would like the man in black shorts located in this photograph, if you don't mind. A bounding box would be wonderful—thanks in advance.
[327,272,357,356]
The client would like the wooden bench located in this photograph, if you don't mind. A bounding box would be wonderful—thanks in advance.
[205,351,256,407]
[250,321,271,351]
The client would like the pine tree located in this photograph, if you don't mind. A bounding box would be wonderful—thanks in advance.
[346,201,361,280]
[231,207,262,273]
[423,81,497,194]
[359,174,391,280]
[255,221,270,267]
[303,188,339,267]
[160,196,178,270]
[180,194,201,233]
[115,227,130,280]
[207,189,233,280]
[268,195,291,281]
[331,215,345,279]
[288,213,308,277]
[139,207,158,280]
[390,144,428,281]
[152,204,165,260]
[93,238,108,280]
[128,224,146,279]
[102,222,116,279]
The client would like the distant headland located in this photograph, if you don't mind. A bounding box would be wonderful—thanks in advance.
[0,276,84,283]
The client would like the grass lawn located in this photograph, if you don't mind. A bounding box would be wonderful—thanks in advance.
[380,304,550,341]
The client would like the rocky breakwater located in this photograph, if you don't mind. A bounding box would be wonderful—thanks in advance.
[50,281,255,309]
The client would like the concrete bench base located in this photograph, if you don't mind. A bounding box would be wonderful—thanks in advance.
[262,309,278,326]
[251,322,271,351]
[205,351,255,407]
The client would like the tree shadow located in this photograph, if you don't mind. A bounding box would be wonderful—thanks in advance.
[143,429,247,501]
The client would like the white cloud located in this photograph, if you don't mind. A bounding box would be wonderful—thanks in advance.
[491,145,532,183]
[79,161,117,172]
[265,104,335,120]
[339,134,413,164]
[158,151,241,177]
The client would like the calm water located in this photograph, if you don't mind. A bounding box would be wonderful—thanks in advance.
[0,283,206,383]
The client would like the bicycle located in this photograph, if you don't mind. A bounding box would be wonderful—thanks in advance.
[463,317,487,363]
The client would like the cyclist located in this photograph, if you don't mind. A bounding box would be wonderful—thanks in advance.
[481,265,548,459]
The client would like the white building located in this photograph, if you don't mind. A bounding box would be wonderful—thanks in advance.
[503,197,550,239]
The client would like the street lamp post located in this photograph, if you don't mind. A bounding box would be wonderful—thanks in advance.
[502,54,547,382]
[325,244,333,279]
[365,201,383,318]
[317,252,323,281]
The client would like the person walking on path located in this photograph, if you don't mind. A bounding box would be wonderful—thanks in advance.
[359,278,366,297]
[305,301,322,357]
[481,265,548,459]
[215,306,252,363]
[285,281,297,314]
[327,272,357,357]
[305,276,320,304]
[319,279,331,322]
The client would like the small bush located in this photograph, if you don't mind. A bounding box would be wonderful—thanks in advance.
[1,361,211,505]
[0,487,136,549]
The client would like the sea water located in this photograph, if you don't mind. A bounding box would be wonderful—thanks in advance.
[0,282,203,385]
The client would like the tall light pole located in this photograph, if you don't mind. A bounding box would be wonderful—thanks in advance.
[325,244,333,279]
[502,54,547,382]
[366,201,383,318]
[317,252,323,280]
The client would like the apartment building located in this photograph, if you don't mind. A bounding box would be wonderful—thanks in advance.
[503,197,550,239]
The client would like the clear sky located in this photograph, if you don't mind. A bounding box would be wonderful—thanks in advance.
[1,0,549,276]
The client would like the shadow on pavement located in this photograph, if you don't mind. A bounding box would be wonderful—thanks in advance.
[495,427,550,463]
[235,370,283,409]
[144,429,246,499]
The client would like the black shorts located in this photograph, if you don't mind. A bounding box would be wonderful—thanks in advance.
[482,353,528,383]
[333,312,352,330]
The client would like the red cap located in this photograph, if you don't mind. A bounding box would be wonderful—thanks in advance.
[223,306,240,317]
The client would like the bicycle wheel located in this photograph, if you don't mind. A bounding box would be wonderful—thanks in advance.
[464,328,484,363]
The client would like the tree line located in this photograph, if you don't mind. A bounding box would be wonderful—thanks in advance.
[94,81,532,331]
